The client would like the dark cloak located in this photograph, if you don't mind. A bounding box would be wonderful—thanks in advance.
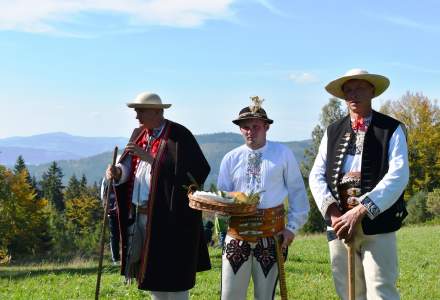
[114,120,211,291]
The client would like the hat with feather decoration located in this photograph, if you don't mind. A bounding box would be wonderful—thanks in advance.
[232,96,273,125]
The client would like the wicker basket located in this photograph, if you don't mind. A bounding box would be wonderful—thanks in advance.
[188,193,257,216]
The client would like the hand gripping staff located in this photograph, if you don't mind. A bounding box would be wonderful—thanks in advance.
[95,147,118,300]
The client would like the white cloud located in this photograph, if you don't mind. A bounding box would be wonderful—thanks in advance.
[254,0,287,17]
[288,72,319,84]
[0,0,236,34]
[381,15,439,32]
[363,11,440,33]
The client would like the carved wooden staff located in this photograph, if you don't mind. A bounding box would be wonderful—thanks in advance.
[338,172,361,300]
[347,239,355,300]
[274,235,288,300]
[95,147,118,300]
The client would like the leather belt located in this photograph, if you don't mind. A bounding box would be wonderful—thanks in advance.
[228,204,285,242]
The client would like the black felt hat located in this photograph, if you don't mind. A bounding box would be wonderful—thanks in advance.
[232,96,273,125]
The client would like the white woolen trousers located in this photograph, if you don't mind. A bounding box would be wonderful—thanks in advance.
[221,235,280,300]
[328,225,400,300]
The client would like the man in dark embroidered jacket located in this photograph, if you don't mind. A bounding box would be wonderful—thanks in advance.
[105,92,211,300]
[309,69,409,299]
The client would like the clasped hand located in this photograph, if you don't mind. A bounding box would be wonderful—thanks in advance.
[331,203,367,242]
[125,142,154,164]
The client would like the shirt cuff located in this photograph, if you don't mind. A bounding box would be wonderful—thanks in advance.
[115,162,129,185]
[320,196,338,217]
[285,224,297,235]
[360,196,381,219]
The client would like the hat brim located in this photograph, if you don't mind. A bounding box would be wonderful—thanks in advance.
[325,74,390,99]
[126,103,172,109]
[232,116,273,125]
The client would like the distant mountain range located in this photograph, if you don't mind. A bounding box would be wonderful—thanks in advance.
[0,132,128,165]
[0,132,311,186]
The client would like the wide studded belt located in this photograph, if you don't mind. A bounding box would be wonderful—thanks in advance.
[227,204,285,242]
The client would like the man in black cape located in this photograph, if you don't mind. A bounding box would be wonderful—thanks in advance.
[105,91,211,299]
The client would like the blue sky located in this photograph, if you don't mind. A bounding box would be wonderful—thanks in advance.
[1,0,439,141]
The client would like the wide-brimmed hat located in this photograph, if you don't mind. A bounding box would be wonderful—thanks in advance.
[126,92,171,109]
[325,69,390,99]
[232,96,273,125]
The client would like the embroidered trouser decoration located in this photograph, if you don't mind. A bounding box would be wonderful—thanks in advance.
[221,235,283,300]
[254,238,277,277]
[224,239,251,274]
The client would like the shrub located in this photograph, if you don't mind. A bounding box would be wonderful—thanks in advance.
[426,188,440,216]
[405,191,431,224]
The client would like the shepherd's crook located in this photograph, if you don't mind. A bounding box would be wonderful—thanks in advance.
[95,146,118,300]
[274,235,288,300]
[347,239,355,300]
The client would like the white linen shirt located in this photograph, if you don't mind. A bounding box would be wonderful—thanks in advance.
[309,124,409,222]
[217,141,310,234]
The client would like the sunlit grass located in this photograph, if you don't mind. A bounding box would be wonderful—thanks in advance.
[1,225,438,299]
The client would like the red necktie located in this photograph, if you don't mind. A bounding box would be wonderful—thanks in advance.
[352,118,366,132]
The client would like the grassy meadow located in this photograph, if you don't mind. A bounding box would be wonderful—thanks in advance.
[1,224,439,299]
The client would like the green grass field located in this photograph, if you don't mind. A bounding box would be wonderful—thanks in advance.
[1,225,439,299]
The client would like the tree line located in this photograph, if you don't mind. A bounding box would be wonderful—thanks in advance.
[0,91,439,262]
[0,158,102,262]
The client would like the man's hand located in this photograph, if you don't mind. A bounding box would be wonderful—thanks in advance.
[326,203,343,226]
[125,142,154,164]
[332,204,368,242]
[106,165,121,181]
[279,229,295,250]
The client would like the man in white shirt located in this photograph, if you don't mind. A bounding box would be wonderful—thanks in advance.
[309,69,409,299]
[218,96,309,300]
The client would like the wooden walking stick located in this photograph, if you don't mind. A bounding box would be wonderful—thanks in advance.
[95,147,118,300]
[347,238,355,300]
[274,235,288,300]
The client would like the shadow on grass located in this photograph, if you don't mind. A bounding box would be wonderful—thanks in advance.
[0,265,120,280]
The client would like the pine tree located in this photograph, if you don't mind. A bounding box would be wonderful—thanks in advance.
[79,174,88,196]
[14,155,26,174]
[64,175,81,201]
[31,175,42,199]
[13,155,32,186]
[40,162,65,211]
[88,180,100,199]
